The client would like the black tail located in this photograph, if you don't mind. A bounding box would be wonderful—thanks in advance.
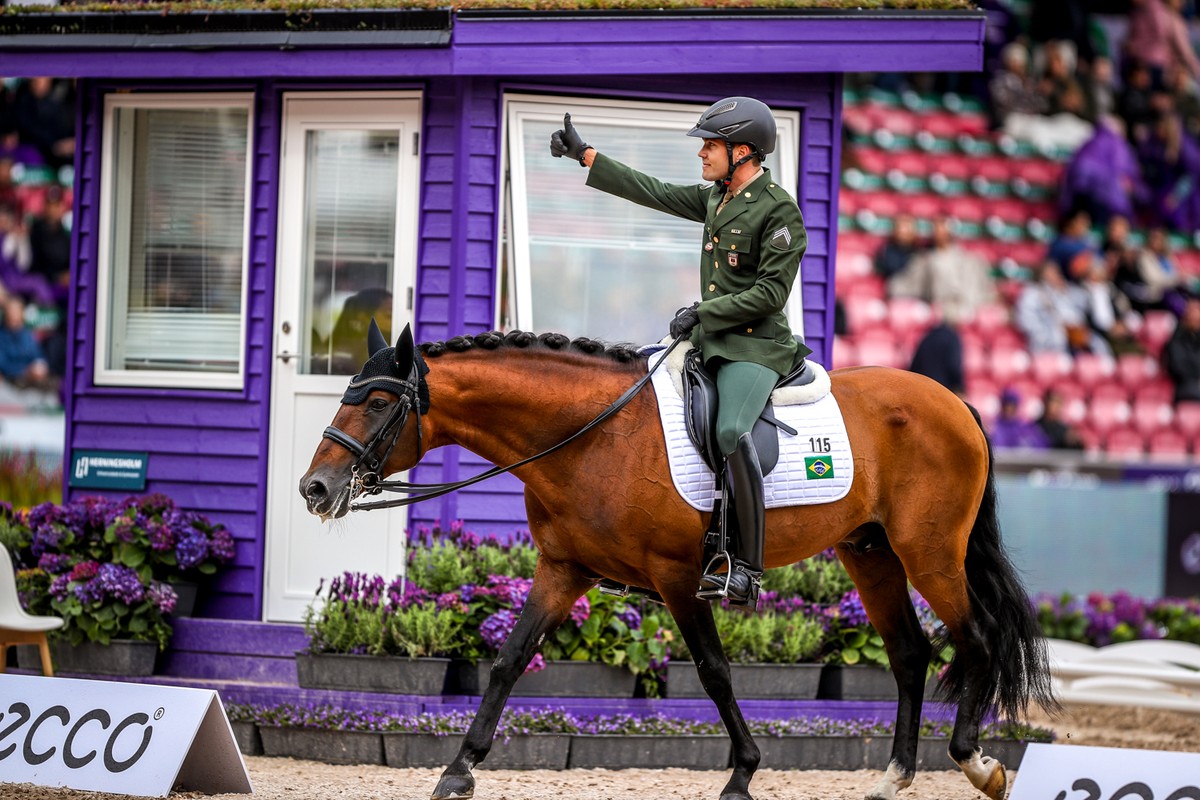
[940,405,1060,720]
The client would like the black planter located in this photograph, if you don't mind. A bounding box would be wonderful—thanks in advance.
[296,652,450,695]
[231,721,263,756]
[384,733,461,768]
[863,737,1029,771]
[448,659,637,698]
[169,579,199,617]
[755,735,868,770]
[667,662,822,699]
[479,734,571,770]
[568,735,731,770]
[259,727,384,765]
[817,664,896,700]
[31,639,158,676]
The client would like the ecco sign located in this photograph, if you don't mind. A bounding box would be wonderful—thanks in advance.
[0,674,251,797]
[1012,743,1200,800]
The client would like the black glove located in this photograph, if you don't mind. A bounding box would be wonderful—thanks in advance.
[550,113,591,165]
[669,303,701,340]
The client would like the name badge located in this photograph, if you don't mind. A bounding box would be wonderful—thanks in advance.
[728,253,739,268]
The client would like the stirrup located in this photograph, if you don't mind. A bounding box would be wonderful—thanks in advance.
[695,551,736,600]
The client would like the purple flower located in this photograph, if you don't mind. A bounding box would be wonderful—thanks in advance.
[76,563,146,606]
[49,574,70,600]
[617,606,642,631]
[147,581,177,614]
[480,609,518,650]
[836,590,871,628]
[569,595,590,627]
[37,553,72,574]
[208,526,236,562]
[175,528,209,570]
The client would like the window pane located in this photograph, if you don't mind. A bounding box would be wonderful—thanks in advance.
[107,106,248,374]
[507,104,793,345]
[301,129,399,376]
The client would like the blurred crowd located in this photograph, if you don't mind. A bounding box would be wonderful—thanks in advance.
[0,77,74,411]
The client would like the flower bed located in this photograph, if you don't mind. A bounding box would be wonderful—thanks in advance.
[226,703,1052,770]
[1,494,236,658]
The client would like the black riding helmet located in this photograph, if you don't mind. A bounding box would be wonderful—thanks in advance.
[687,97,778,188]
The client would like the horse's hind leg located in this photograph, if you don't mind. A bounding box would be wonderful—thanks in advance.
[837,542,931,800]
[662,589,759,800]
[431,557,593,800]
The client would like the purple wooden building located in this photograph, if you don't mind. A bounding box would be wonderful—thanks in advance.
[2,7,984,625]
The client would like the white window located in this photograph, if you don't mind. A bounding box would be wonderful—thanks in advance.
[501,95,802,345]
[95,94,253,389]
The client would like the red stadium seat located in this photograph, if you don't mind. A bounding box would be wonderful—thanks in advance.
[888,296,934,334]
[1148,429,1190,461]
[962,333,988,377]
[987,348,1031,382]
[966,380,1000,425]
[837,232,883,257]
[832,337,858,369]
[972,156,1012,184]
[1010,158,1063,189]
[1133,380,1175,405]
[947,195,988,224]
[1116,353,1161,389]
[1104,427,1145,459]
[835,251,874,286]
[929,152,973,182]
[889,150,930,178]
[844,294,888,333]
[870,105,920,137]
[843,274,886,300]
[971,302,1011,335]
[1130,398,1174,435]
[852,146,891,176]
[854,331,905,369]
[1175,402,1200,436]
[1030,350,1073,387]
[1072,352,1115,389]
[905,193,944,221]
[1140,310,1178,355]
[1077,425,1104,454]
[858,191,903,219]
[1088,395,1132,434]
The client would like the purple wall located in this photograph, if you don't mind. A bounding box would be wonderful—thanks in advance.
[48,12,981,619]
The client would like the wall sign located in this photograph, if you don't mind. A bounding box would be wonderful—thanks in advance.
[68,450,149,491]
[1011,743,1200,800]
[0,674,252,798]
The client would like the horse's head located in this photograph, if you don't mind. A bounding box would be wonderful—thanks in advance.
[299,320,427,519]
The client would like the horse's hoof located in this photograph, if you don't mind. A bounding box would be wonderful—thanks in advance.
[979,762,1007,800]
[720,792,753,800]
[431,772,475,800]
[958,750,1006,800]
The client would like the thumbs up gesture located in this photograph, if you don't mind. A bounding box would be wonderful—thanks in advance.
[550,113,591,164]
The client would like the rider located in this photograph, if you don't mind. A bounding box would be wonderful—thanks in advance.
[550,97,809,605]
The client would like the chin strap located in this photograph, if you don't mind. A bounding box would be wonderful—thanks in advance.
[721,141,762,188]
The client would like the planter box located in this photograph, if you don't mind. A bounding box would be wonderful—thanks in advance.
[667,662,821,699]
[755,735,869,770]
[259,727,384,765]
[24,639,158,676]
[231,721,263,756]
[864,737,1030,771]
[384,732,570,770]
[449,660,637,698]
[568,735,730,770]
[296,652,450,695]
[169,579,199,618]
[817,664,897,700]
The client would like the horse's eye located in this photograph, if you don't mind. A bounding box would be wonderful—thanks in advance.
[369,398,389,412]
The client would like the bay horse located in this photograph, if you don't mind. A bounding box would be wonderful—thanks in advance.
[300,324,1056,800]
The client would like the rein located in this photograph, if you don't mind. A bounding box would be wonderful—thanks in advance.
[331,334,688,511]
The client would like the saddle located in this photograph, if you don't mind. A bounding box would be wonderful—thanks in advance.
[681,343,814,477]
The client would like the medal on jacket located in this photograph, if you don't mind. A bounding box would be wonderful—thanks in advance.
[705,241,714,252]
[728,253,738,268]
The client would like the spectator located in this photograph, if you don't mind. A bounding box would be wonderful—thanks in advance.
[1028,0,1096,69]
[888,217,997,318]
[1036,388,1085,450]
[907,301,965,397]
[0,156,20,215]
[872,213,921,281]
[989,42,1049,130]
[1082,56,1118,123]
[1106,317,1146,357]
[1117,58,1160,144]
[1038,40,1091,120]
[1015,261,1096,355]
[1124,0,1200,88]
[1081,259,1133,355]
[990,388,1050,449]
[1164,297,1200,402]
[0,202,52,308]
[1058,116,1145,226]
[0,129,44,169]
[1047,207,1101,281]
[1164,64,1200,138]
[11,78,74,168]
[0,294,51,392]
[28,185,70,292]
[1136,111,1200,232]
[1129,226,1193,316]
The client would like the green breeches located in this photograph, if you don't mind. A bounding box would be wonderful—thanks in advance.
[715,360,781,456]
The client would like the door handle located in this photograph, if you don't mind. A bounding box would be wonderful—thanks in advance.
[276,351,293,363]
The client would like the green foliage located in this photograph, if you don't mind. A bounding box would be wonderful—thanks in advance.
[661,605,824,665]
[303,589,465,659]
[760,553,854,604]
[0,452,61,510]
[405,533,538,592]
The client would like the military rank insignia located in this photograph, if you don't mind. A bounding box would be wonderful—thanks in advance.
[728,253,738,267]
[771,226,792,250]
[805,456,834,480]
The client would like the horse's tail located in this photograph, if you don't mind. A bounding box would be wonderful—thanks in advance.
[940,404,1060,720]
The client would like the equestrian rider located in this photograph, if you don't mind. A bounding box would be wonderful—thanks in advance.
[550,97,809,605]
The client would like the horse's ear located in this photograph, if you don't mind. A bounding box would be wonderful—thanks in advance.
[394,324,415,375]
[367,318,388,357]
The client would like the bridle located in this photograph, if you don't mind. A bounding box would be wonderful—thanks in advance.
[321,334,688,511]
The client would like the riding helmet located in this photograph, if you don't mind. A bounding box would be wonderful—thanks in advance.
[686,97,777,158]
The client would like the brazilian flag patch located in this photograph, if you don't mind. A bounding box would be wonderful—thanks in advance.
[805,456,834,480]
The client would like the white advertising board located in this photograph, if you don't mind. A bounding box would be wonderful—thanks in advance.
[1012,743,1200,800]
[0,673,252,797]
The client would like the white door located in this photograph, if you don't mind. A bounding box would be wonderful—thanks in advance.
[265,93,422,622]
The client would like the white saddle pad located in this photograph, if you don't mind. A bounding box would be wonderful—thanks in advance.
[647,355,854,512]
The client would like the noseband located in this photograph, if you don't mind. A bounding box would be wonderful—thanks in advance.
[322,366,424,500]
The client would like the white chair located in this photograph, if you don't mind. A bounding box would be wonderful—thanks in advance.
[0,544,64,676]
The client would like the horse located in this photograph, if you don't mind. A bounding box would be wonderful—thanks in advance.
[300,323,1057,800]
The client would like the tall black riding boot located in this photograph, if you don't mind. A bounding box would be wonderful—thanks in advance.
[697,432,765,606]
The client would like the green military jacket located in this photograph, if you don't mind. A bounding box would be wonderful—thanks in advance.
[587,152,810,375]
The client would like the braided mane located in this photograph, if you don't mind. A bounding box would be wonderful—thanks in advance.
[419,330,647,367]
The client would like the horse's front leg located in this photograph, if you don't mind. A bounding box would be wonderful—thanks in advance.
[431,558,593,800]
[662,586,760,800]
